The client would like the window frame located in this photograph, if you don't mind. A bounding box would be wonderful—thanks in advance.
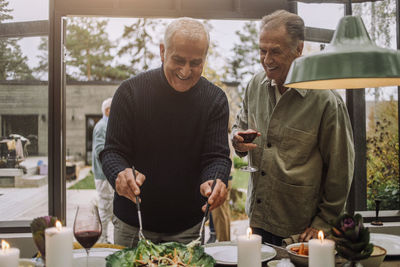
[0,0,398,233]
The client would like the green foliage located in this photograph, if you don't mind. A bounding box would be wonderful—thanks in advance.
[230,170,249,220]
[0,0,34,81]
[0,0,11,21]
[117,18,162,76]
[353,0,396,48]
[201,20,227,88]
[233,156,248,169]
[65,17,129,81]
[33,37,48,80]
[68,171,95,189]
[366,100,399,210]
[226,21,262,92]
[231,168,249,189]
[331,214,373,261]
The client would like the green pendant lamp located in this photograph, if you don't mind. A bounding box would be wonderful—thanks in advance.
[284,15,400,89]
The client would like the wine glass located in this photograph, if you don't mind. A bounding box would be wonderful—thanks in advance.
[73,205,102,267]
[240,113,259,172]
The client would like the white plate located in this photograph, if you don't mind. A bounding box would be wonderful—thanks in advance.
[204,241,276,265]
[18,258,36,267]
[73,247,120,267]
[370,233,400,256]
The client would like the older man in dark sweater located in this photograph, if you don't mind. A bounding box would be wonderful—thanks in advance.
[100,17,231,247]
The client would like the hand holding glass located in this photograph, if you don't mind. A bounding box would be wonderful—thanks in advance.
[240,114,259,172]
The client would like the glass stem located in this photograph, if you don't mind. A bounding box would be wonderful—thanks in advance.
[86,248,90,267]
[248,152,251,168]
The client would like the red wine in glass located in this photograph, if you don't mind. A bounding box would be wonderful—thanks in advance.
[238,131,258,143]
[74,230,101,249]
[73,205,102,267]
[240,114,259,172]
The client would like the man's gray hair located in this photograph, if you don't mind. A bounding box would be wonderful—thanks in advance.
[101,97,112,116]
[261,10,305,43]
[163,17,210,52]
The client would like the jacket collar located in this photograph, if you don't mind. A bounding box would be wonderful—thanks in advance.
[261,75,308,98]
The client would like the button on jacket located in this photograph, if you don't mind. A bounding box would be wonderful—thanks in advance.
[233,71,355,238]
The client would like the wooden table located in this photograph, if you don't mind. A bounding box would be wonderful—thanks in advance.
[215,245,400,267]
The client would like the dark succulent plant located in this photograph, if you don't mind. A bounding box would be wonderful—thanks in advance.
[30,216,58,259]
[331,213,373,261]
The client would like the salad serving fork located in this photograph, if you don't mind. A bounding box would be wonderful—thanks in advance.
[132,166,145,241]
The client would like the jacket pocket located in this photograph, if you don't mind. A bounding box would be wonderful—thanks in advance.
[269,178,317,232]
[279,126,316,166]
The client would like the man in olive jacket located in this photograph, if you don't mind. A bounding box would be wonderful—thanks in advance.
[232,10,355,246]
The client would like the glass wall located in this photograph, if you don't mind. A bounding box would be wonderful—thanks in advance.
[0,37,49,221]
[353,0,399,211]
[1,0,398,234]
[298,2,343,30]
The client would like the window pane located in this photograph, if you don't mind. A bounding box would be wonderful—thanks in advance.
[6,0,48,23]
[366,90,399,211]
[353,1,399,211]
[297,3,344,30]
[0,35,49,221]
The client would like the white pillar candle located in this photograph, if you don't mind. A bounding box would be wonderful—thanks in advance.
[237,228,261,267]
[45,220,73,267]
[309,231,335,267]
[0,240,19,267]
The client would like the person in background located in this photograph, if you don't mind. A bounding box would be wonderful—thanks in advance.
[100,18,231,247]
[92,97,114,244]
[232,10,355,246]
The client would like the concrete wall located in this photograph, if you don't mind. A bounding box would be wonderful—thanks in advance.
[65,82,118,160]
[0,81,119,161]
[0,83,48,155]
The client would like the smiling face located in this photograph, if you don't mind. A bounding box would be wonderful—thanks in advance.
[160,32,208,92]
[259,25,303,89]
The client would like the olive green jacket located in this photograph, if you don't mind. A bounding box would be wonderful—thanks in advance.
[233,71,354,238]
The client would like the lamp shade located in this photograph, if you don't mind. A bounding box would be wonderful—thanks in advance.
[284,16,400,89]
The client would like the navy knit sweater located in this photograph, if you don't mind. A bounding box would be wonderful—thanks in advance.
[100,67,231,233]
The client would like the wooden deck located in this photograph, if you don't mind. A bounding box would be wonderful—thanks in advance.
[0,166,97,227]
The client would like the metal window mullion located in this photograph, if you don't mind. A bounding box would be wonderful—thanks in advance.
[344,0,367,213]
[397,0,400,210]
[49,0,66,223]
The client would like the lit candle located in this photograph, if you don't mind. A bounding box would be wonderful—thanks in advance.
[0,240,20,267]
[45,220,73,267]
[309,230,335,267]
[237,228,261,267]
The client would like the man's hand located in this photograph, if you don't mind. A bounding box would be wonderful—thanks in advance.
[200,179,227,212]
[299,227,319,242]
[232,129,261,152]
[115,168,146,204]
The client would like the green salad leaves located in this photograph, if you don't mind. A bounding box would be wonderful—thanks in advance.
[106,239,215,267]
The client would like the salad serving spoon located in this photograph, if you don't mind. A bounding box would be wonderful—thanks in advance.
[189,171,219,247]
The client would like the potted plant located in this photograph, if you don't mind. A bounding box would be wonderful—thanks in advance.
[331,213,373,267]
[31,216,58,261]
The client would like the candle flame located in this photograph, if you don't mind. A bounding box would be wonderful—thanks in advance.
[318,230,324,242]
[1,240,9,251]
[246,227,252,239]
[55,220,62,231]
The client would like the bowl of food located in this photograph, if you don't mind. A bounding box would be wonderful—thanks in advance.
[286,242,309,267]
[106,239,215,266]
[359,245,386,267]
